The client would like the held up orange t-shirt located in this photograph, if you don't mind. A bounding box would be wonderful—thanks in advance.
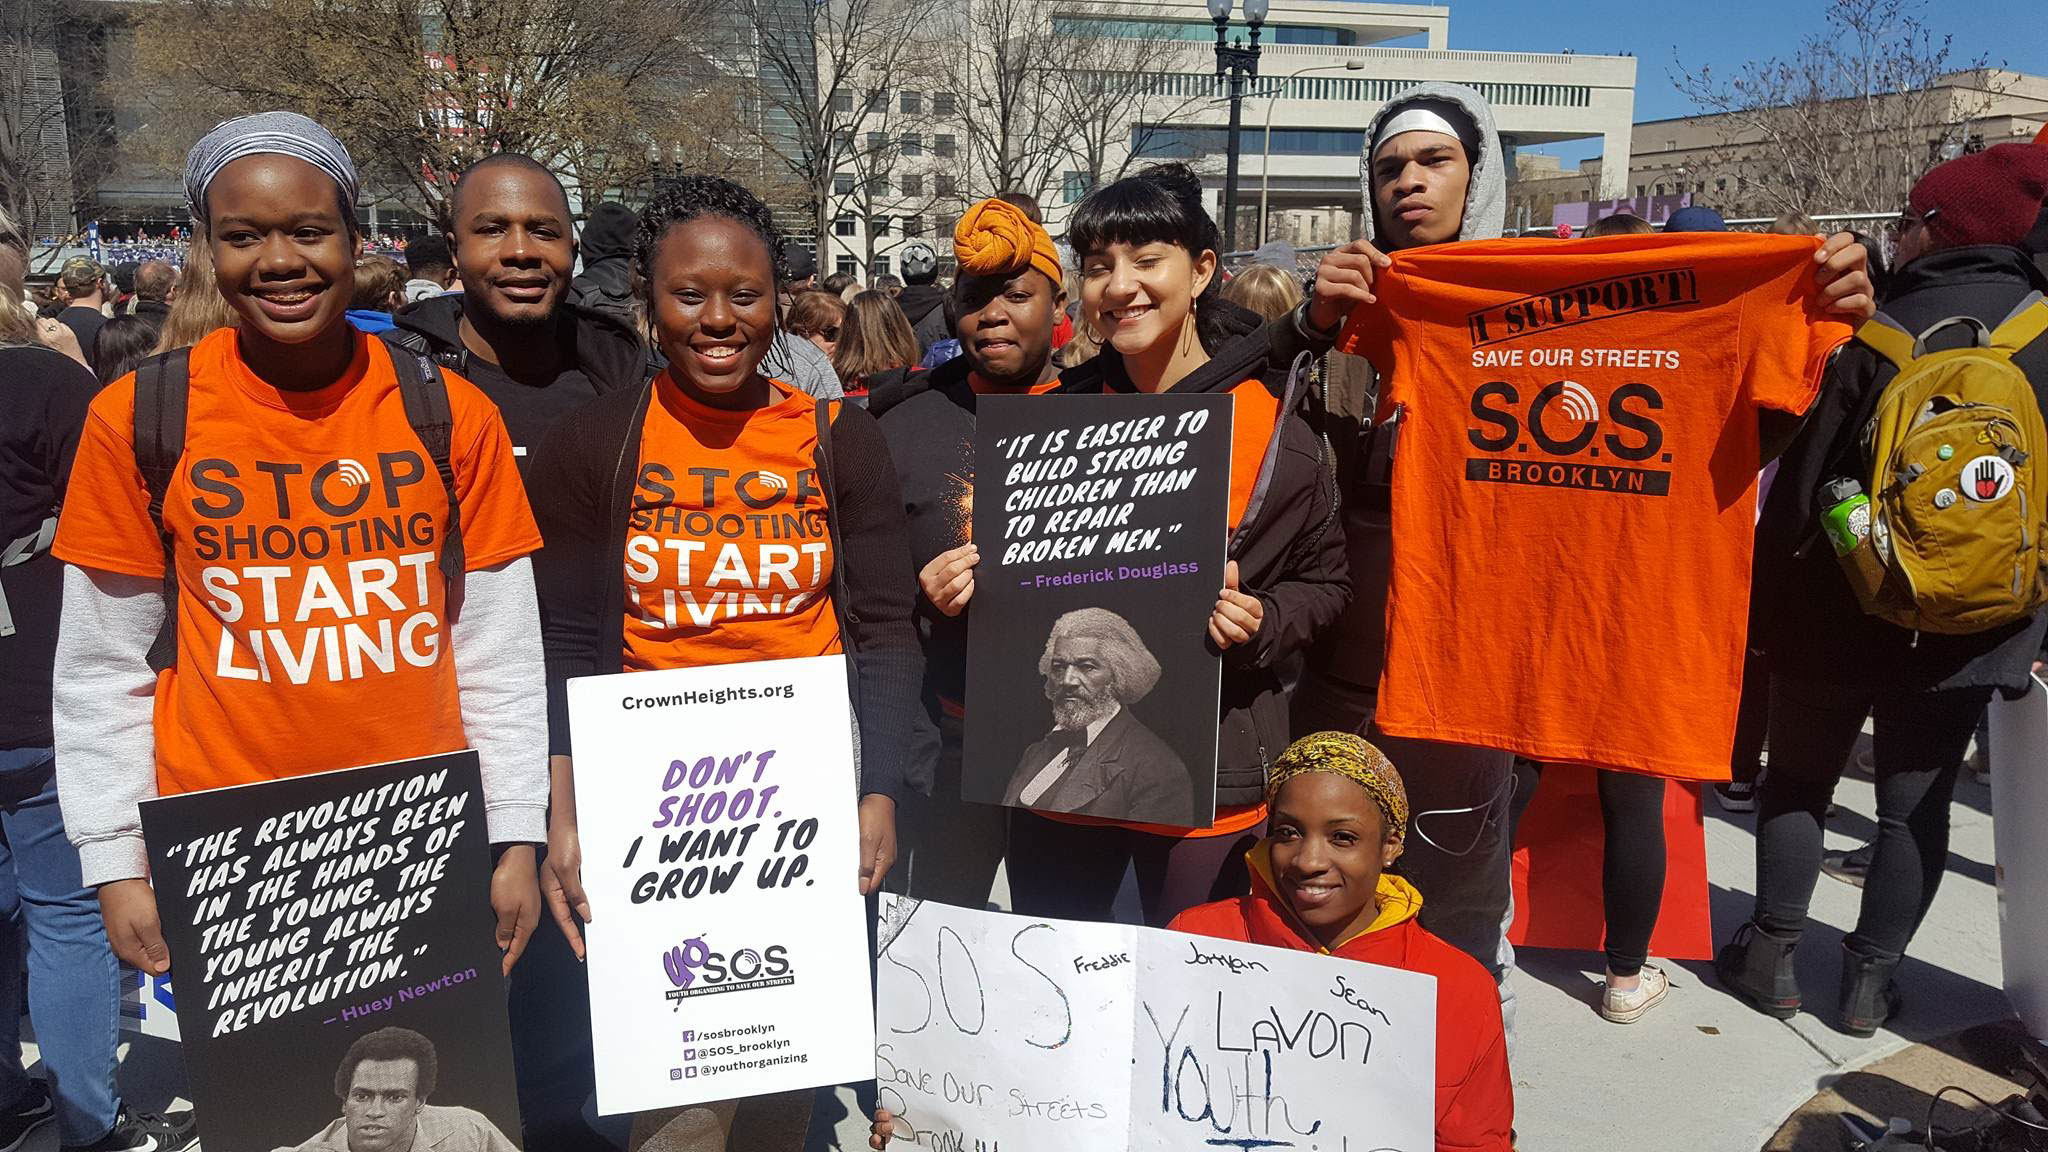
[623,373,840,670]
[54,328,542,798]
[1337,233,1851,780]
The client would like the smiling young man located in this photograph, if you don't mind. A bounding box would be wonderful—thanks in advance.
[870,197,1065,907]
[50,113,549,1067]
[385,153,640,1152]
[386,155,644,470]
[1274,85,1876,1023]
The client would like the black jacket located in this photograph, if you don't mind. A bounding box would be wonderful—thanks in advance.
[1057,301,1350,806]
[0,345,96,748]
[898,283,948,356]
[526,382,935,801]
[386,294,645,463]
[1757,245,2048,692]
[568,258,636,328]
[1001,708,1194,825]
[874,354,979,711]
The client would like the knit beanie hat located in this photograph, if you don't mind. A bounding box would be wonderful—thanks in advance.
[1909,142,2048,251]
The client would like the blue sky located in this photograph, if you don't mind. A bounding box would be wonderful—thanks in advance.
[1438,0,2048,162]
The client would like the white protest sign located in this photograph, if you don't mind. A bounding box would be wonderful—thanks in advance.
[876,895,1437,1151]
[569,657,874,1114]
[119,969,179,1041]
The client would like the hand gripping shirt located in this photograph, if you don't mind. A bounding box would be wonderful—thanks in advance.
[1337,234,1851,780]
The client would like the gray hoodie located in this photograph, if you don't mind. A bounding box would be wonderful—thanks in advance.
[1357,81,1507,249]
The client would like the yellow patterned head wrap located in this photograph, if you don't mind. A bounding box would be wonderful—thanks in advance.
[1264,732,1410,843]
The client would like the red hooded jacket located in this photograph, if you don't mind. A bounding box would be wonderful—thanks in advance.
[1168,848,1514,1152]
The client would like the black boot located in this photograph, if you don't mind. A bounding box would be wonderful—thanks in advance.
[1715,920,1802,1019]
[1837,947,1903,1038]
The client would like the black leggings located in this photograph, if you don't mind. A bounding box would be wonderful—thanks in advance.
[1514,761,1668,976]
[1753,675,1989,961]
[1005,811,1260,928]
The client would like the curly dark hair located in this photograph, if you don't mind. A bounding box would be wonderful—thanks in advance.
[334,1026,438,1101]
[635,176,785,289]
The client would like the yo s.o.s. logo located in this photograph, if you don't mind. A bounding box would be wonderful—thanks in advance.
[1465,379,1672,496]
[662,935,794,1005]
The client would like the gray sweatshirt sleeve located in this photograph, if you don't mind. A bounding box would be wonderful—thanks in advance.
[452,556,549,844]
[53,564,163,887]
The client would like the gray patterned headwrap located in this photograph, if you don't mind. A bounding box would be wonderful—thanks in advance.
[183,111,359,228]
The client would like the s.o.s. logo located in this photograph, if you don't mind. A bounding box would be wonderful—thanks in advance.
[1465,379,1673,497]
[662,935,794,1006]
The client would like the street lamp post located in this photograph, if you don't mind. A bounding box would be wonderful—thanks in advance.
[1258,59,1364,245]
[1208,0,1267,254]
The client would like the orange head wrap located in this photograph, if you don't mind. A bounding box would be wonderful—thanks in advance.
[953,198,1064,289]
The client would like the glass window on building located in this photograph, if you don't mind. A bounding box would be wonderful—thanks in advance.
[871,255,892,280]
[872,216,892,237]
[1063,172,1091,204]
[835,216,857,236]
[837,256,859,276]
[935,134,957,158]
[866,89,886,114]
[902,174,923,197]
[867,131,887,153]
[831,88,852,113]
[835,173,855,195]
[936,173,957,196]
[905,216,926,238]
[901,134,922,156]
[934,91,956,116]
[901,90,922,115]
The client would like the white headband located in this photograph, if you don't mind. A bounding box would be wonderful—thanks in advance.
[1373,108,1463,156]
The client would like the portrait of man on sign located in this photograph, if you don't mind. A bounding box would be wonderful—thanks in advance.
[276,1027,517,1152]
[1001,607,1194,825]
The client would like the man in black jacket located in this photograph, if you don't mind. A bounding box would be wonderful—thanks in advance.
[385,154,643,473]
[1721,141,2048,1039]
[566,201,638,328]
[895,241,949,358]
[385,152,636,1152]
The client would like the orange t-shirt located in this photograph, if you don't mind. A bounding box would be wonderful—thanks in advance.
[54,328,542,798]
[1337,233,1851,780]
[1046,373,1284,838]
[623,374,840,670]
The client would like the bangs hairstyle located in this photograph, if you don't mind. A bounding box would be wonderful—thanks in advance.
[635,176,786,292]
[1066,162,1231,350]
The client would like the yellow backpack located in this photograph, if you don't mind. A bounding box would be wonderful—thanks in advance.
[1851,295,2048,634]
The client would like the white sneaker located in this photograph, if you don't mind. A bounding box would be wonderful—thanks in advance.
[1601,964,1670,1024]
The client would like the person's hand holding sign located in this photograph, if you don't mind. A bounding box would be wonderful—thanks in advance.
[919,544,978,617]
[100,878,170,975]
[541,753,592,959]
[491,843,541,977]
[1209,561,1265,650]
[1306,239,1395,333]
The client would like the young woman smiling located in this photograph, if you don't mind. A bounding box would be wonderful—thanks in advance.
[52,112,551,1033]
[871,733,1511,1152]
[526,176,930,1151]
[998,162,1348,929]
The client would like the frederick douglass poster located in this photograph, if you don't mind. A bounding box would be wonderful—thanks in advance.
[567,656,874,1114]
[140,750,522,1151]
[963,394,1231,828]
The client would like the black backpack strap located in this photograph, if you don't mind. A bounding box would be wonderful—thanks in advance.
[133,350,191,673]
[812,399,859,656]
[390,347,465,582]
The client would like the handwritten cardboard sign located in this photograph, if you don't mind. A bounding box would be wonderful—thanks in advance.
[875,895,1436,1151]
[568,656,874,1114]
[140,750,523,1150]
[963,394,1231,828]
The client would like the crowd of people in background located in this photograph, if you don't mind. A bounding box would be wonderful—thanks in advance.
[3,86,2047,1152]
